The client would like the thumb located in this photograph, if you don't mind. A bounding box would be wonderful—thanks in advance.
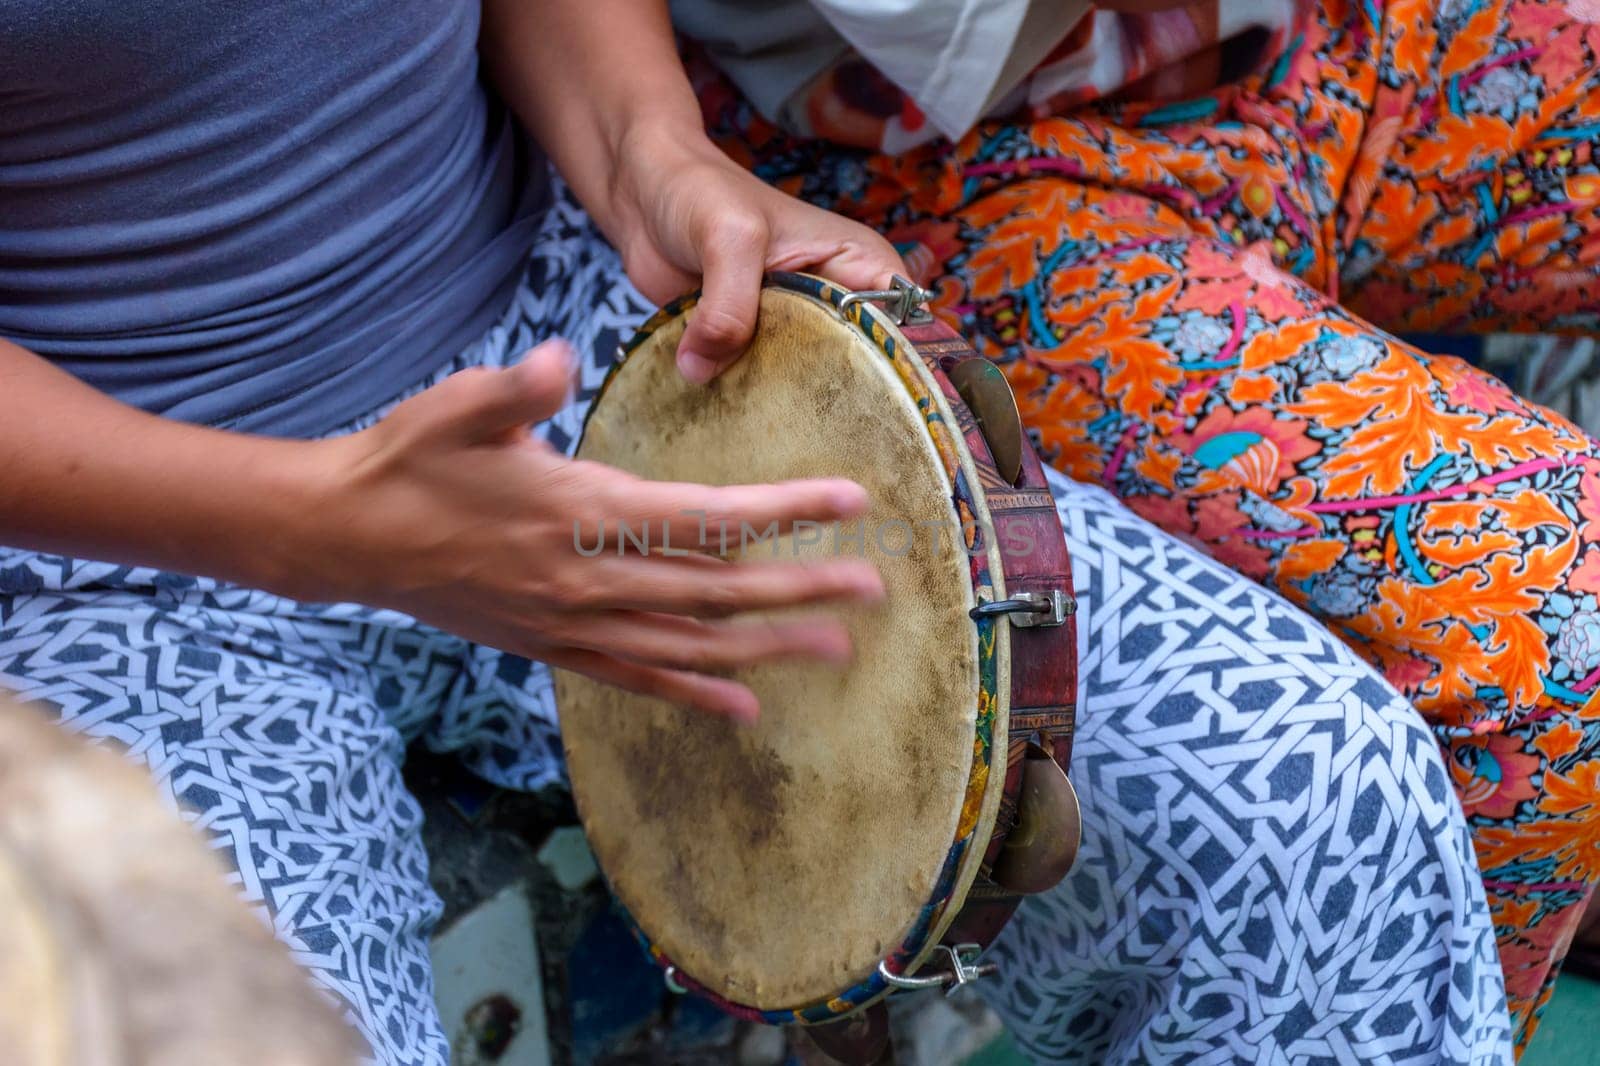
[676,216,767,385]
[410,340,575,446]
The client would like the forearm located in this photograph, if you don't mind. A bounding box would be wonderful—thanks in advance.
[478,0,905,374]
[478,0,706,241]
[0,338,334,595]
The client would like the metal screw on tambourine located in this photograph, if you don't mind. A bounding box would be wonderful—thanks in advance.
[970,589,1075,628]
[840,274,934,325]
[878,943,996,997]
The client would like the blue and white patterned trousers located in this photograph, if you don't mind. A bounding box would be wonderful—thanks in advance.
[0,185,1512,1064]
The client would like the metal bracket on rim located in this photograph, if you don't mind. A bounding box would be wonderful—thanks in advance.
[970,589,1075,628]
[663,966,688,995]
[840,274,934,325]
[878,943,995,997]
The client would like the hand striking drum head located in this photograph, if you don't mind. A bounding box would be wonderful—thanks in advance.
[556,286,1004,1013]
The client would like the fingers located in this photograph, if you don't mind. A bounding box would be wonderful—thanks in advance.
[677,213,767,384]
[544,646,760,723]
[564,611,853,673]
[581,552,884,617]
[546,608,863,724]
[402,340,574,446]
[586,469,873,548]
[809,232,910,292]
[769,202,909,293]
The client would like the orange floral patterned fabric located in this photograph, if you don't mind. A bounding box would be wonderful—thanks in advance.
[695,0,1600,1052]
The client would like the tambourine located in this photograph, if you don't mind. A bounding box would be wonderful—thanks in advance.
[556,273,1082,1061]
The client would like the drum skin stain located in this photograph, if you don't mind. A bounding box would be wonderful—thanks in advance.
[834,771,873,834]
[625,716,791,848]
[665,850,730,960]
[618,715,800,967]
[807,372,848,421]
[650,364,739,435]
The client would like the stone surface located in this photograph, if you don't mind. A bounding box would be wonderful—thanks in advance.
[431,883,551,1066]
[888,990,1005,1066]
[737,1024,788,1066]
[566,904,666,1063]
[538,826,600,892]
[407,748,601,1065]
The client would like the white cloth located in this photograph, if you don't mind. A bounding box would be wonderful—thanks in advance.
[670,0,1092,141]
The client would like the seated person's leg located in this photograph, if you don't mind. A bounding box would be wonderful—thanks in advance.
[701,103,1593,1035]
[979,470,1509,1064]
[957,196,1598,1043]
[407,171,1516,1059]
[0,556,468,1066]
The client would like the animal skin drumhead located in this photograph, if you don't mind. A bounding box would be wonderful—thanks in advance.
[556,288,985,1011]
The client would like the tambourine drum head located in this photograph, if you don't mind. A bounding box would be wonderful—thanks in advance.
[556,288,982,1010]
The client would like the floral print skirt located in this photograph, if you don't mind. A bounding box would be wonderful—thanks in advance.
[695,0,1600,1051]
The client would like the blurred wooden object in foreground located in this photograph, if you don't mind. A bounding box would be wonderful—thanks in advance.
[0,696,366,1066]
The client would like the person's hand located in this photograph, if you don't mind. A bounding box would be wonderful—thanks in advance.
[605,125,907,384]
[300,341,884,722]
[477,0,904,383]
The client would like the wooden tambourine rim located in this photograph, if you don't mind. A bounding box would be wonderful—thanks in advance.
[567,272,1012,1024]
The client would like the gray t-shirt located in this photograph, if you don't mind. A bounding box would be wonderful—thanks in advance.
[0,0,545,437]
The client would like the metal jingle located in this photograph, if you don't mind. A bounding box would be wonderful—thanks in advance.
[947,357,1026,485]
[805,1001,891,1065]
[990,744,1082,895]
